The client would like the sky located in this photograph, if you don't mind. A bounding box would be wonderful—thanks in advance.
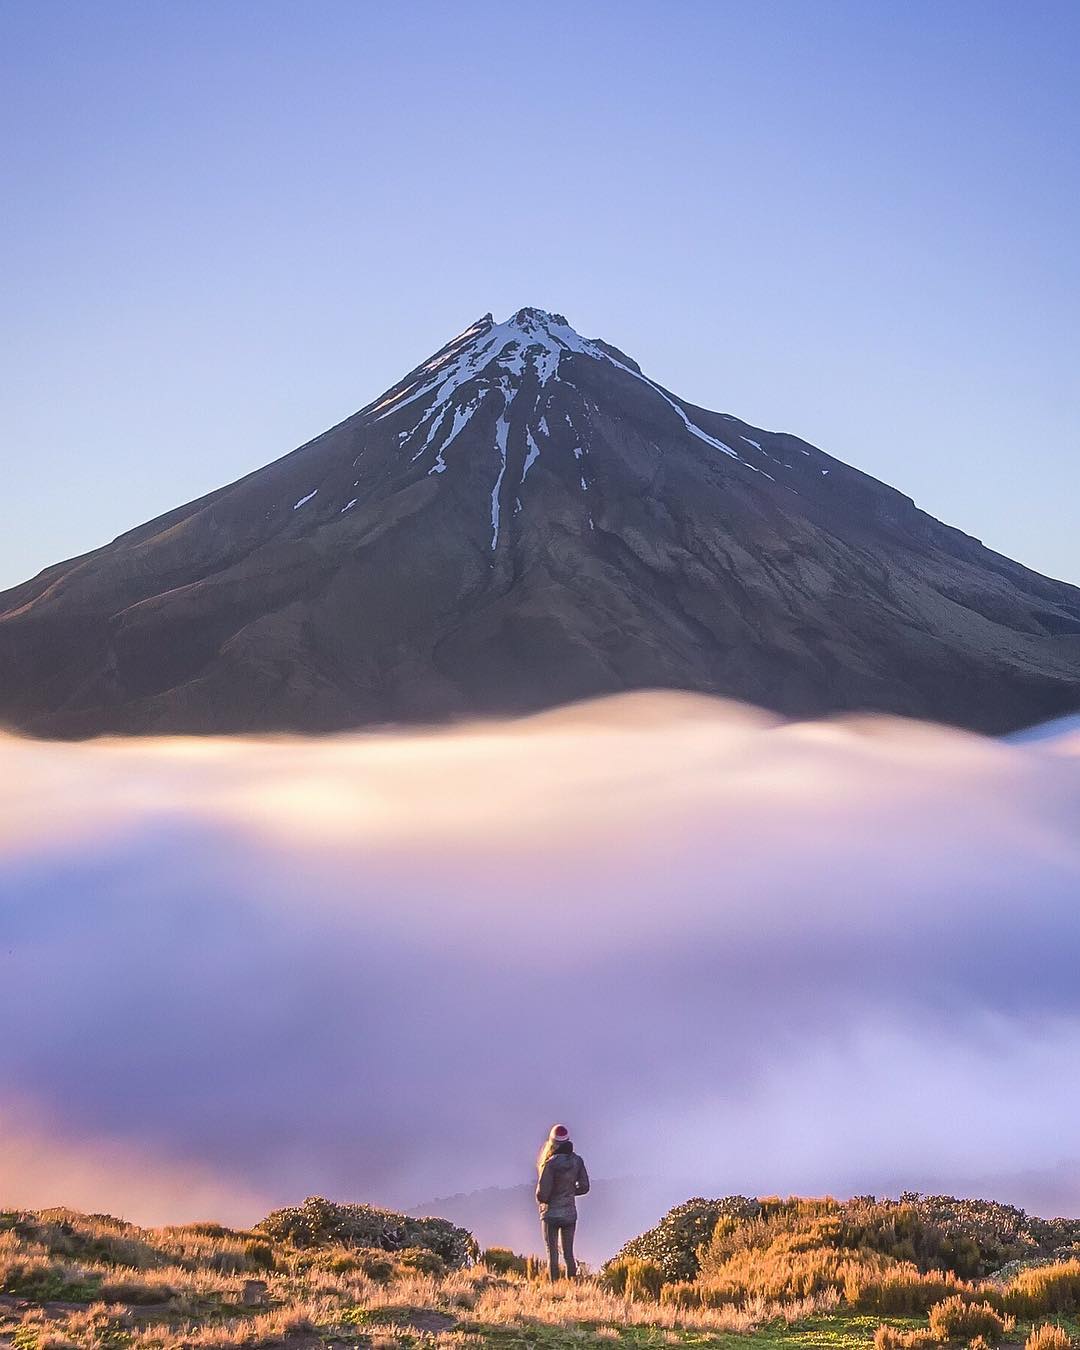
[1,0,1078,590]
[3,696,1080,1258]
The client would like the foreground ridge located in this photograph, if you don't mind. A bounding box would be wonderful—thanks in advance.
[4,1192,1080,1350]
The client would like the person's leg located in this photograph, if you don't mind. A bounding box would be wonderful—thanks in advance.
[543,1220,560,1281]
[561,1221,577,1279]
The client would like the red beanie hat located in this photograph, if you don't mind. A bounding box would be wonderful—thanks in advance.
[549,1123,570,1143]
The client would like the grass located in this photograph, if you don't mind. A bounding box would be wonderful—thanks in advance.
[4,1202,1080,1350]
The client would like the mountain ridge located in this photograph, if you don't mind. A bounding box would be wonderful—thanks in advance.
[2,305,1078,737]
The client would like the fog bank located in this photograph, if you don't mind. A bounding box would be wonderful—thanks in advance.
[2,693,1080,1256]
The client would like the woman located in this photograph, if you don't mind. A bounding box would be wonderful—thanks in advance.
[535,1123,590,1280]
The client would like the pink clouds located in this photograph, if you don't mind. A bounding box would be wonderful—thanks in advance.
[1,693,1079,1247]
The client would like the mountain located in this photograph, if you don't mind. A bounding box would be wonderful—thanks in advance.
[2,306,1078,737]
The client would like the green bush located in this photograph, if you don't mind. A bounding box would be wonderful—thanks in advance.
[618,1193,1080,1292]
[614,1197,762,1282]
[481,1248,528,1275]
[356,1251,397,1283]
[292,1244,397,1282]
[928,1296,1013,1342]
[255,1197,475,1267]
[241,1240,275,1272]
[12,1324,41,1350]
[397,1247,447,1278]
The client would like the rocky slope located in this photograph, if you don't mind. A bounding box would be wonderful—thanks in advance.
[2,307,1078,736]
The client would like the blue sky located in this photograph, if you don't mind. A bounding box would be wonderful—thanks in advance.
[2,0,1078,588]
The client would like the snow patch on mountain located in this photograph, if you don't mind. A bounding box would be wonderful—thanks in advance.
[521,429,541,482]
[368,308,599,426]
[372,308,781,491]
[490,406,511,550]
[428,399,480,477]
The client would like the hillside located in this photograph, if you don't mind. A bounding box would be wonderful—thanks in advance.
[2,308,1079,736]
[614,1193,1080,1288]
[7,1194,1080,1350]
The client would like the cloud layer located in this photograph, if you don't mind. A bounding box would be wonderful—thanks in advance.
[3,694,1080,1249]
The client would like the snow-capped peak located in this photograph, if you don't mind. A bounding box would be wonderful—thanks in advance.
[366,307,606,423]
[360,307,775,536]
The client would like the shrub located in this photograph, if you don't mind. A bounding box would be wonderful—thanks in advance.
[241,1241,274,1272]
[355,1250,397,1283]
[14,1317,45,1350]
[602,1257,663,1301]
[254,1197,475,1267]
[311,1246,366,1276]
[898,1195,1080,1276]
[615,1197,763,1282]
[1026,1326,1072,1350]
[849,1267,976,1315]
[481,1248,527,1276]
[619,1193,1080,1294]
[397,1247,447,1278]
[928,1296,1013,1342]
[1004,1262,1080,1317]
[659,1281,701,1309]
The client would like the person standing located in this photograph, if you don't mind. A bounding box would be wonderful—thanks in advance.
[535,1123,590,1280]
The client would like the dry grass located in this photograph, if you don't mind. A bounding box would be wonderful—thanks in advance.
[927,1296,1014,1343]
[873,1326,938,1350]
[454,1269,839,1332]
[130,1303,320,1350]
[9,1202,1080,1350]
[0,1223,251,1307]
[1026,1326,1074,1350]
[848,1264,980,1315]
[1004,1264,1080,1318]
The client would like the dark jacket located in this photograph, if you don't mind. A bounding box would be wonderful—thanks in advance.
[536,1148,590,1223]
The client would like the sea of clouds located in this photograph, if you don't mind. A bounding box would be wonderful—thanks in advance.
[2,693,1080,1256]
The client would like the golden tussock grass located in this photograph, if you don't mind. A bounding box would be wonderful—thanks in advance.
[1026,1325,1073,1350]
[461,1271,838,1332]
